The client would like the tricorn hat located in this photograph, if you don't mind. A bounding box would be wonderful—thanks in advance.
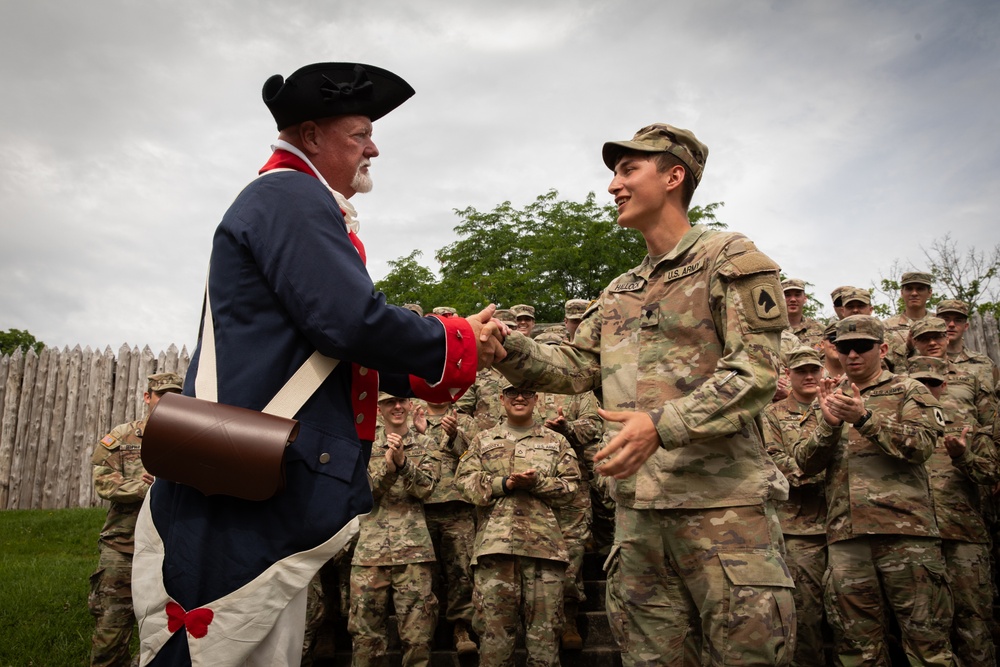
[263,62,415,130]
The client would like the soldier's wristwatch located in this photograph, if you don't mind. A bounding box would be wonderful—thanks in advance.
[853,410,872,429]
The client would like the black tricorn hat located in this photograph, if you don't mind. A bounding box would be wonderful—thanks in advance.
[263,62,415,130]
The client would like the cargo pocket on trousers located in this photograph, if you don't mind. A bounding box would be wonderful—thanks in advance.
[88,567,105,618]
[719,551,796,665]
[602,544,629,652]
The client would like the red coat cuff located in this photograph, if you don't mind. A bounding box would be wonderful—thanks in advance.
[410,315,477,403]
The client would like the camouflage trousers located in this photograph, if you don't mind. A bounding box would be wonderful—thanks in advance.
[942,539,995,666]
[824,536,954,666]
[425,500,475,624]
[473,554,565,667]
[783,534,828,667]
[556,483,591,604]
[88,544,138,667]
[348,562,438,667]
[605,503,796,666]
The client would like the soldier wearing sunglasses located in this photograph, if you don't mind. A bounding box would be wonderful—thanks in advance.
[794,315,954,665]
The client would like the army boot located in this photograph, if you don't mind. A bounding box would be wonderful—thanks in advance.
[561,600,583,650]
[454,620,477,655]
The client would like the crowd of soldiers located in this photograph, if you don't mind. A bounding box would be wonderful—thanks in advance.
[88,271,1000,667]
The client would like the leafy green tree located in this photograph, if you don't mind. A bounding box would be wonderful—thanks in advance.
[0,328,44,356]
[375,190,727,321]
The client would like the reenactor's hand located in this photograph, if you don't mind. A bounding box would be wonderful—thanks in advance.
[593,408,662,479]
[544,407,569,435]
[466,304,508,369]
[944,426,970,459]
[412,406,428,434]
[141,473,155,486]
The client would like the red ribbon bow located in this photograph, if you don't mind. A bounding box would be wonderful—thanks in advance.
[166,600,214,639]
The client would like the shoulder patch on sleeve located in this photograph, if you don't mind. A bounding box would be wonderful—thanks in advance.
[933,407,946,428]
[100,434,120,450]
[718,250,781,279]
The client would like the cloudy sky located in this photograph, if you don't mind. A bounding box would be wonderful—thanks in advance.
[2,1,998,354]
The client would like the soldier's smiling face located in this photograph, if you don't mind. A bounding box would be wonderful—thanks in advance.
[608,154,675,231]
[377,397,411,426]
[783,289,805,316]
[501,388,537,426]
[912,332,947,358]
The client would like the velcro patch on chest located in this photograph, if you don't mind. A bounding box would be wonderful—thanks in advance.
[868,387,904,397]
[481,442,507,455]
[610,277,646,293]
[533,442,560,452]
[661,259,705,284]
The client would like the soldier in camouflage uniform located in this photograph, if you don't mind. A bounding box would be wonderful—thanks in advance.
[421,399,478,655]
[782,279,825,351]
[563,298,590,342]
[348,393,440,667]
[511,304,537,337]
[494,124,795,665]
[532,330,604,649]
[841,287,874,317]
[907,353,998,665]
[457,366,507,438]
[793,315,954,665]
[820,321,844,378]
[882,271,933,372]
[455,380,580,667]
[937,299,1000,392]
[762,347,829,666]
[89,372,183,667]
[830,286,853,320]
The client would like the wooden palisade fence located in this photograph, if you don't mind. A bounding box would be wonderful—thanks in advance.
[0,314,998,512]
[0,344,189,511]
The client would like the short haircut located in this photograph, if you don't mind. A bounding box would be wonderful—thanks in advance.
[652,152,695,210]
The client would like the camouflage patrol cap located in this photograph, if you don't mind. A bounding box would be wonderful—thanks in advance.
[907,356,947,383]
[510,304,535,319]
[936,299,970,317]
[402,303,424,317]
[787,346,823,369]
[564,298,589,321]
[823,320,839,340]
[781,279,806,292]
[432,306,457,317]
[900,271,933,288]
[835,315,883,342]
[148,372,183,393]
[911,317,947,338]
[377,391,407,403]
[602,123,709,186]
[534,330,565,345]
[831,285,854,307]
[841,287,871,306]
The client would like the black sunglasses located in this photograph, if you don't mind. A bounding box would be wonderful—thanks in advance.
[834,340,878,355]
[502,388,536,399]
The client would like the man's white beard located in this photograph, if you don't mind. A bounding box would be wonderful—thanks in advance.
[352,161,373,193]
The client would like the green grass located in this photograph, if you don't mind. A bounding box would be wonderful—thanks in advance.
[0,507,106,667]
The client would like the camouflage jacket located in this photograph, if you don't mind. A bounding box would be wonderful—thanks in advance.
[92,420,151,554]
[352,428,439,566]
[921,362,1000,543]
[793,371,943,544]
[882,312,926,372]
[495,225,790,510]
[455,422,579,564]
[789,317,826,352]
[535,390,603,475]
[456,367,505,436]
[762,396,827,536]
[423,412,474,505]
[949,348,1000,396]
